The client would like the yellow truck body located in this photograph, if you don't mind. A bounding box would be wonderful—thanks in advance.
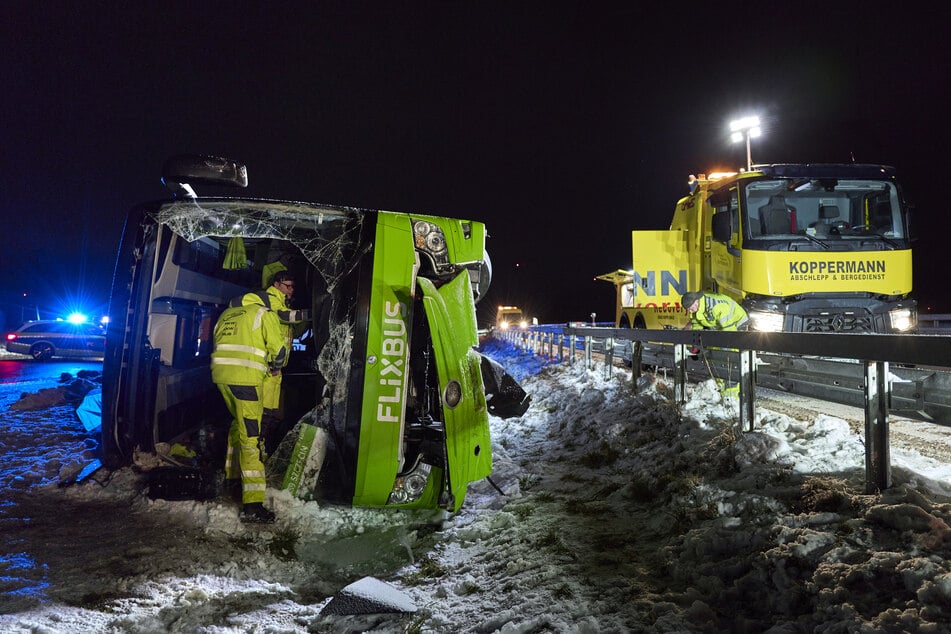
[602,164,916,333]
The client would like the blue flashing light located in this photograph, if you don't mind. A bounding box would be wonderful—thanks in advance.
[67,312,88,325]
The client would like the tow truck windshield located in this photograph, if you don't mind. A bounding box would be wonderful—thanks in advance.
[742,178,907,248]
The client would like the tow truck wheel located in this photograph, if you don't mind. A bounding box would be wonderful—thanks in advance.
[30,343,54,361]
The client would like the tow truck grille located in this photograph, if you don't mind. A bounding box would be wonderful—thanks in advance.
[803,314,872,333]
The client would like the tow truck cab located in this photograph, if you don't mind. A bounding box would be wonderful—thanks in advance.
[101,155,525,511]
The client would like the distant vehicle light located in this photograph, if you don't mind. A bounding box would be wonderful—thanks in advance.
[519,320,528,329]
[500,321,510,330]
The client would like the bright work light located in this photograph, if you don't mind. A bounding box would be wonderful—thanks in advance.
[730,116,762,170]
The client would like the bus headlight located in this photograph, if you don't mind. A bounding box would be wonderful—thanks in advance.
[412,219,451,273]
[748,309,784,332]
[387,461,433,505]
[889,308,916,332]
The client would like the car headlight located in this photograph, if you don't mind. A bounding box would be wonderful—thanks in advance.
[387,460,433,505]
[748,310,785,332]
[889,308,916,332]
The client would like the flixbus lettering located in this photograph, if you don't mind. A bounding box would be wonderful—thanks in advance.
[376,300,407,424]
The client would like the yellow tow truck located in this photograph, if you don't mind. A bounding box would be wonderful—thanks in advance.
[600,164,917,333]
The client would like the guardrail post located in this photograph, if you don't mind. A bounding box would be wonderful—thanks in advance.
[738,350,755,432]
[604,337,614,379]
[584,336,592,370]
[674,343,687,403]
[568,334,575,365]
[864,361,891,493]
[557,333,564,362]
[631,341,643,387]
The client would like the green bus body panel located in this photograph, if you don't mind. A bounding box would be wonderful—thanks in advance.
[413,213,486,265]
[419,274,492,513]
[352,212,417,507]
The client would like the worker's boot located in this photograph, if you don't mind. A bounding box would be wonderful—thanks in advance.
[240,502,276,524]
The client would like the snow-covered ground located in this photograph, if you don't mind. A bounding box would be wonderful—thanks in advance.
[1,339,950,632]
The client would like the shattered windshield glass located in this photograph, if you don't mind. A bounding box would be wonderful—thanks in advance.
[151,198,373,421]
[151,199,369,293]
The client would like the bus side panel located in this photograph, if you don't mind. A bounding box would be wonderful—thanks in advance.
[350,212,418,507]
[420,273,490,512]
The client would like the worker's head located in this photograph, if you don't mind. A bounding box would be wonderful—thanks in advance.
[681,292,702,313]
[272,270,296,298]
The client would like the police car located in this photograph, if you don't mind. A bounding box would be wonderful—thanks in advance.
[4,320,106,361]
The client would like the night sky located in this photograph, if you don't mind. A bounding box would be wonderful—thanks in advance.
[1,3,948,330]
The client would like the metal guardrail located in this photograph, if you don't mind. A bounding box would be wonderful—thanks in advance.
[495,326,951,494]
[918,313,951,333]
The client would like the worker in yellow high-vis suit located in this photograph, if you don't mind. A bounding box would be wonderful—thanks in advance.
[232,269,311,455]
[681,291,749,397]
[212,292,287,524]
[681,291,749,331]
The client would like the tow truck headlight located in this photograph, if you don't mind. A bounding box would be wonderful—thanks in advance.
[519,320,528,329]
[748,310,784,332]
[387,460,433,505]
[889,308,916,332]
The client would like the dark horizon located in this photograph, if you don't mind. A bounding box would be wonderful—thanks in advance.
[1,3,947,330]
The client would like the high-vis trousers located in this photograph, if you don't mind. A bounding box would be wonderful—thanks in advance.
[217,384,267,504]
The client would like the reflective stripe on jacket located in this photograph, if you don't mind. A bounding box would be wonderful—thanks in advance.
[211,294,287,385]
[690,293,749,330]
[232,287,309,367]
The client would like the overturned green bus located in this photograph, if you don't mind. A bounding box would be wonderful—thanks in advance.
[101,155,528,512]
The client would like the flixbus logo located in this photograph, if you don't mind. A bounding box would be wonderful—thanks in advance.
[633,269,687,298]
[376,300,408,424]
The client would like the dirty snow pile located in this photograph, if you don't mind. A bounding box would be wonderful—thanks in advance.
[2,339,951,632]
